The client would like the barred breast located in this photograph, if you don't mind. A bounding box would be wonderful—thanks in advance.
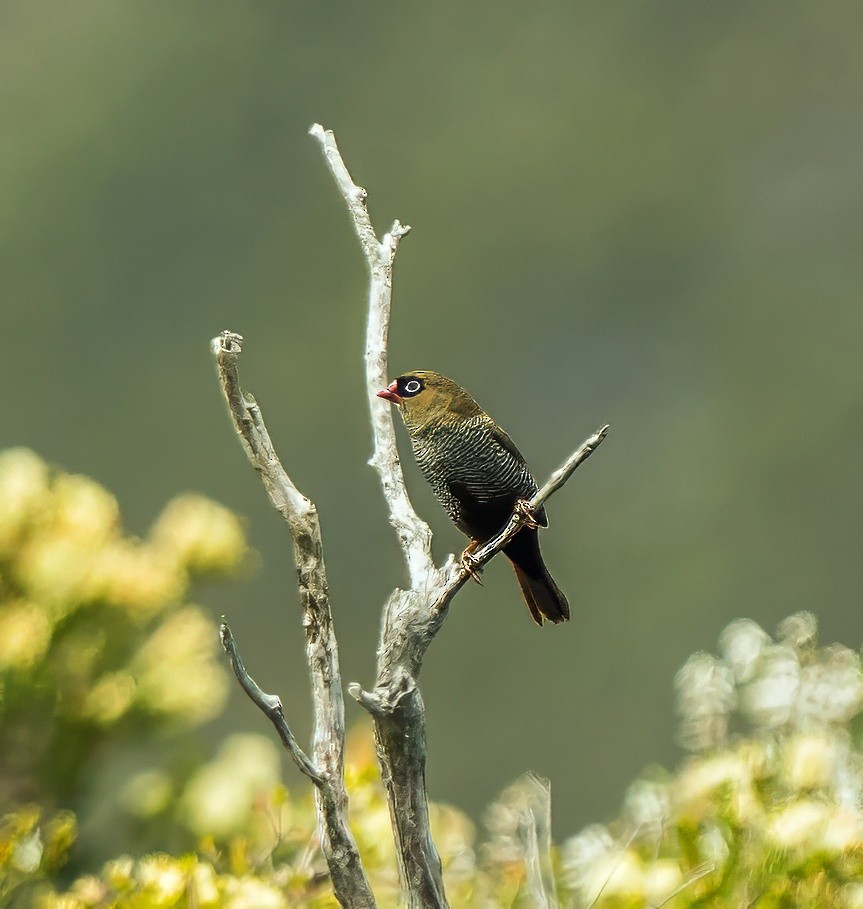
[410,415,543,541]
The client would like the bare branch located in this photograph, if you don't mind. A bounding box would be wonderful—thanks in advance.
[309,123,434,588]
[311,125,610,909]
[220,621,322,784]
[211,330,375,909]
[211,331,315,526]
[308,123,379,267]
[215,127,609,909]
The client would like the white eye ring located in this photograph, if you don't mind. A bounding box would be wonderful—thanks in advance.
[405,380,421,393]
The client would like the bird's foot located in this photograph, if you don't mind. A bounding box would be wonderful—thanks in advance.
[459,545,484,585]
[513,498,540,530]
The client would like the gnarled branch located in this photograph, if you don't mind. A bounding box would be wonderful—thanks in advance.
[215,127,609,909]
[311,125,609,909]
[211,330,375,909]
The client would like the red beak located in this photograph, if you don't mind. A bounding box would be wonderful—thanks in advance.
[376,380,402,405]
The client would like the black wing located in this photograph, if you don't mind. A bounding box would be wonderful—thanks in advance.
[445,417,547,538]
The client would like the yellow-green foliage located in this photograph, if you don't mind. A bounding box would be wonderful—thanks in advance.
[2,450,862,907]
[0,448,249,808]
[561,614,863,908]
[22,622,863,908]
[0,806,77,904]
[6,728,484,908]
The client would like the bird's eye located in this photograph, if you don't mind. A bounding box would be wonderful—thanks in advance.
[404,379,421,394]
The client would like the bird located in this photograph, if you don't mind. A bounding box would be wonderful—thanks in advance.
[377,370,569,625]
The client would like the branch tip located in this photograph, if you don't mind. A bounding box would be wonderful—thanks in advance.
[219,618,325,786]
[311,122,434,586]
[212,329,243,358]
[388,220,411,239]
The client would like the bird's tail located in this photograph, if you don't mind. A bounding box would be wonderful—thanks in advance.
[505,530,570,625]
[512,563,570,625]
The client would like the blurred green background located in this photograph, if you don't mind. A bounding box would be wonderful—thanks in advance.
[4,1,862,841]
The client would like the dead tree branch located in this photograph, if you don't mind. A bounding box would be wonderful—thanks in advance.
[211,330,375,909]
[309,123,434,589]
[310,124,609,909]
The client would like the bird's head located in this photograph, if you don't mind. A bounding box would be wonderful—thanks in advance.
[377,370,483,431]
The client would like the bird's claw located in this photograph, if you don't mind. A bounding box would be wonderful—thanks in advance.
[460,549,484,585]
[514,498,540,530]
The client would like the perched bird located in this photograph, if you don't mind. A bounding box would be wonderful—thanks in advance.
[377,370,569,625]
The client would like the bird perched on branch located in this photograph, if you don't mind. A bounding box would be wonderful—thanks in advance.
[377,370,569,625]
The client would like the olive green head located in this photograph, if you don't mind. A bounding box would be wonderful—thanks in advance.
[377,370,484,432]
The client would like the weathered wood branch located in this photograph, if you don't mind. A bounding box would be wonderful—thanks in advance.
[211,330,376,909]
[214,126,609,909]
[309,123,434,589]
[310,124,609,909]
[219,622,323,784]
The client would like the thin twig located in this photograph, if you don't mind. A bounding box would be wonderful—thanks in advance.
[517,775,558,909]
[220,621,323,784]
[308,123,379,266]
[587,827,641,909]
[439,424,610,600]
[652,863,715,908]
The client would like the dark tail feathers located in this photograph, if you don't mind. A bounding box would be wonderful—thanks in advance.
[512,562,570,626]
